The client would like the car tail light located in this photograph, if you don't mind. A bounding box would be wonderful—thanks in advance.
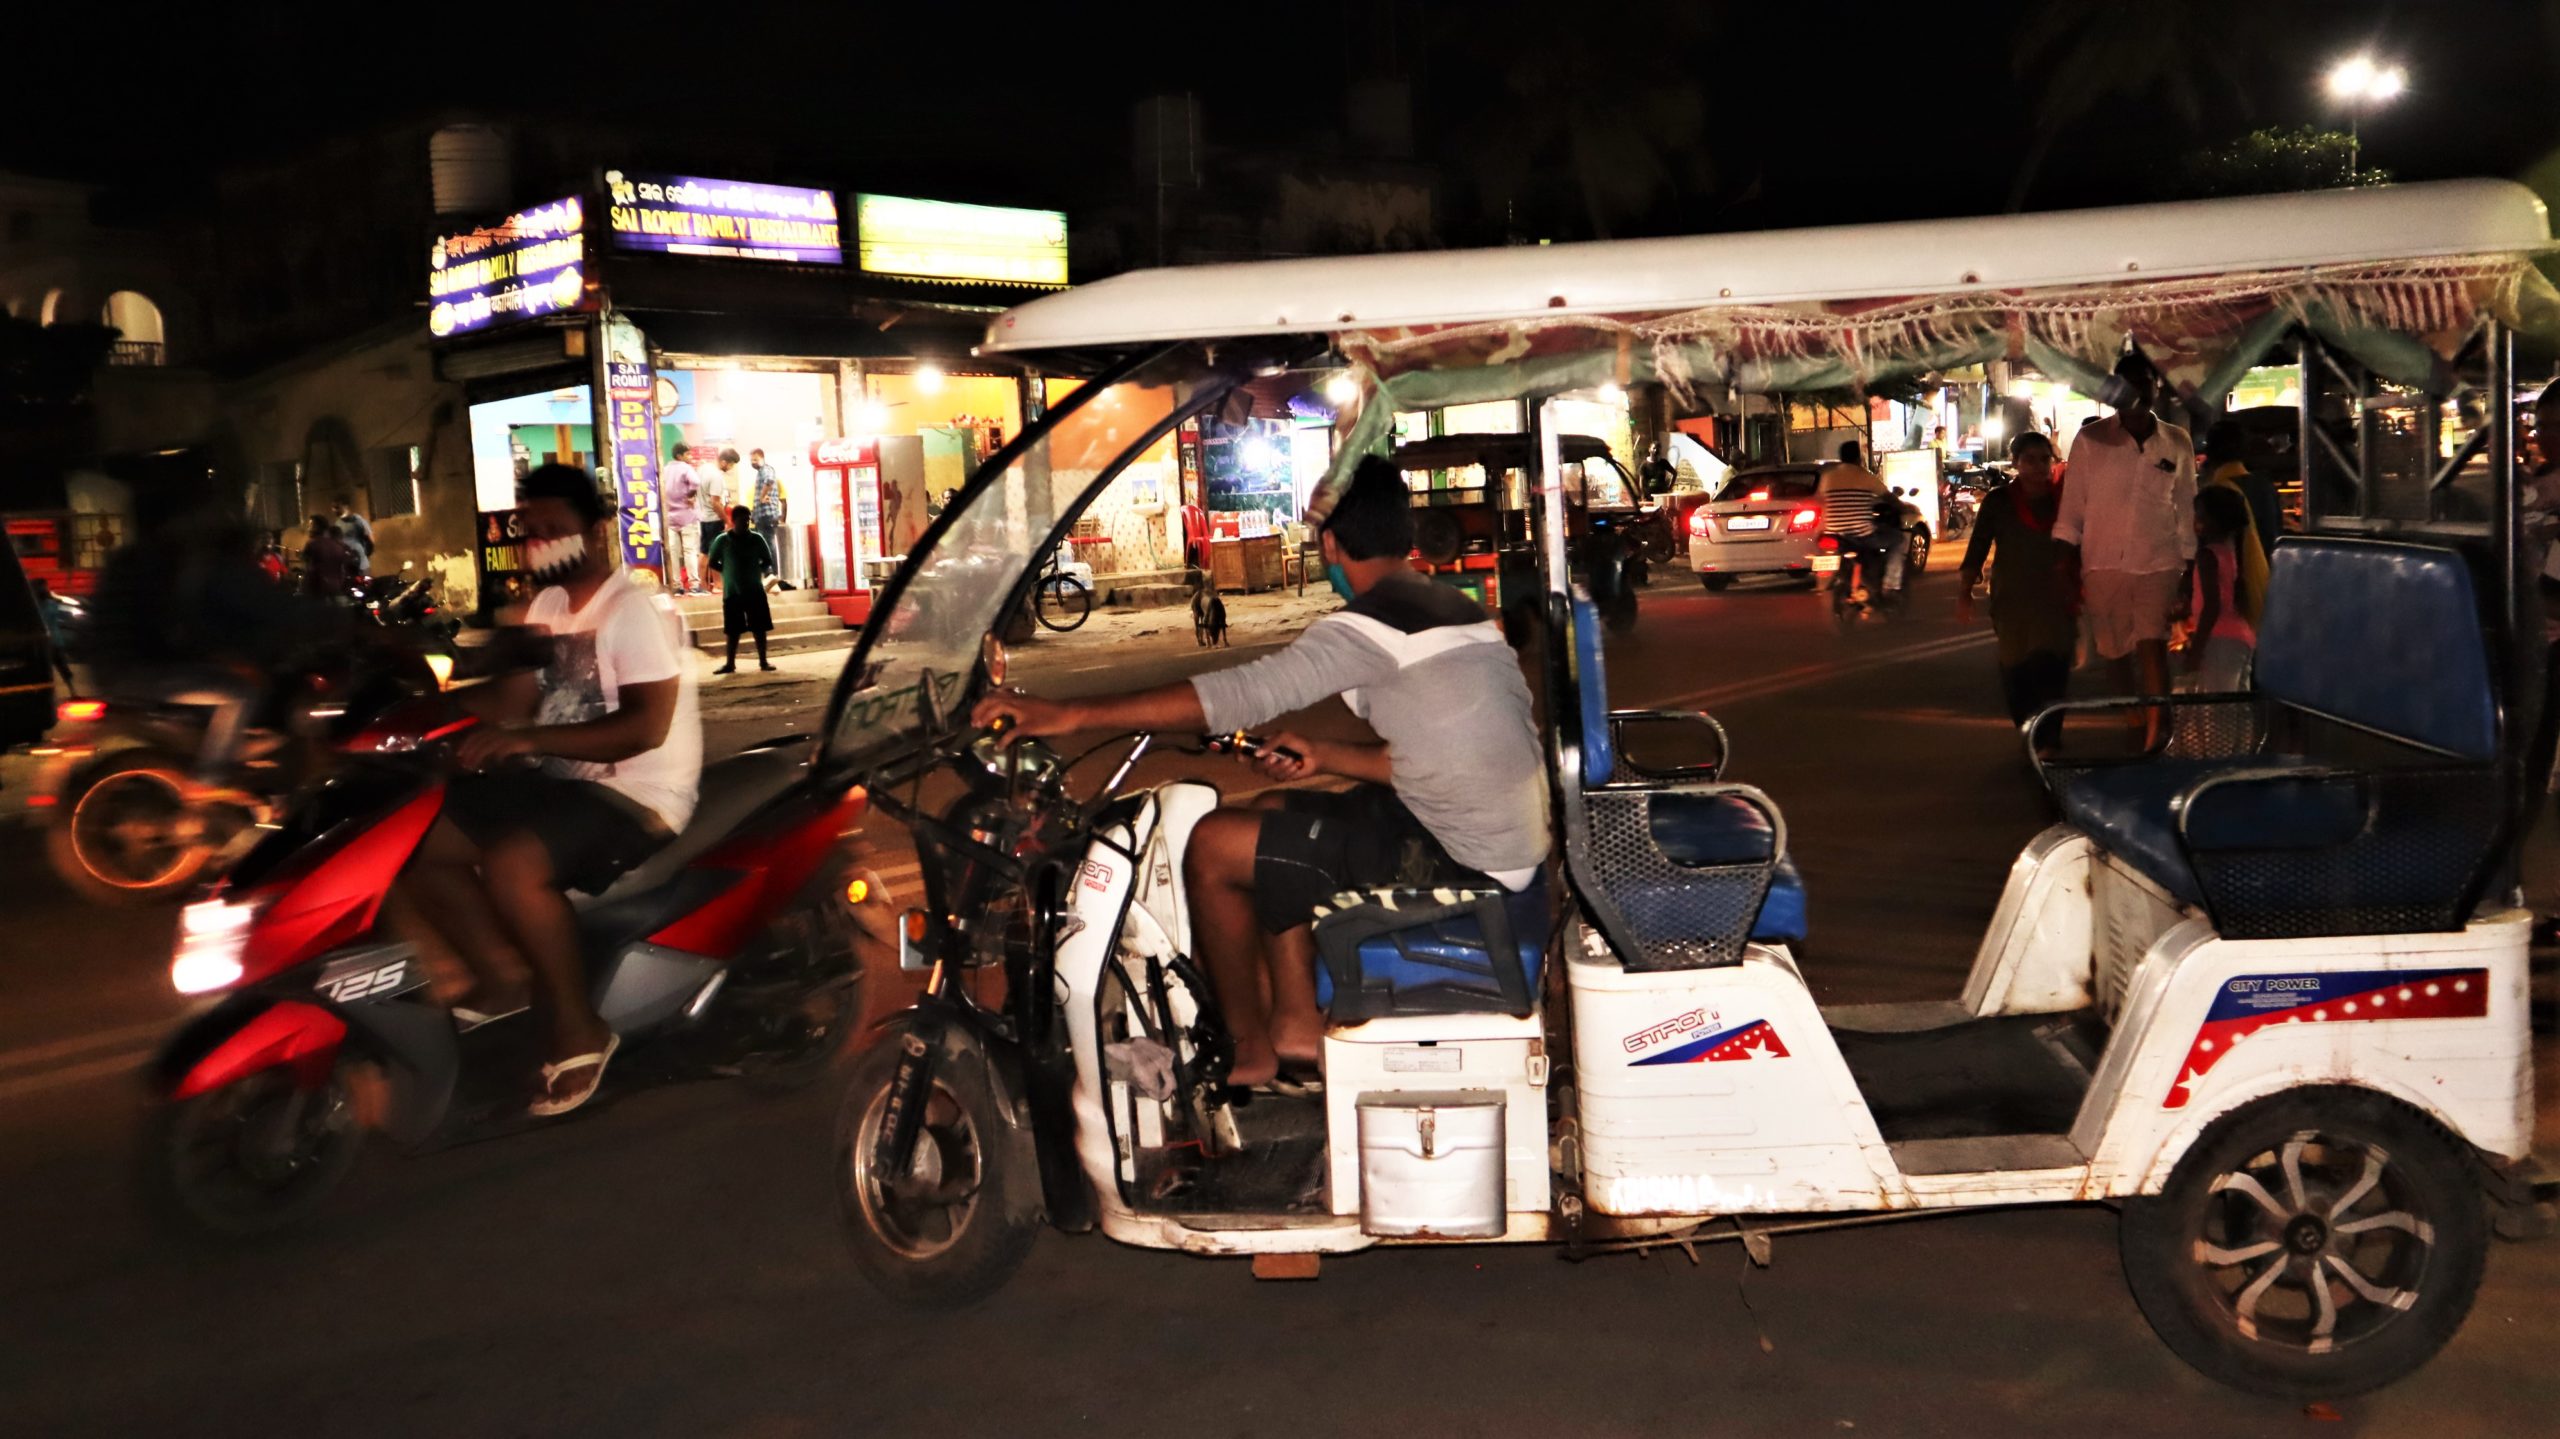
[58,699,105,724]
[1789,506,1820,533]
[1747,489,1771,501]
[1687,509,1713,538]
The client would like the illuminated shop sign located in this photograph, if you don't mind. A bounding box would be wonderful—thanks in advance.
[855,193,1068,286]
[429,197,588,338]
[606,170,842,264]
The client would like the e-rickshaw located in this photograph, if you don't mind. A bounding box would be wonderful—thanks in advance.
[828,179,2560,1397]
[1387,431,1649,632]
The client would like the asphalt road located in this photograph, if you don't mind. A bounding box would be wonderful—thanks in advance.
[6,566,2558,1438]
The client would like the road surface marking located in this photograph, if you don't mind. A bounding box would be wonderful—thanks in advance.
[1652,632,1993,711]
[0,1018,171,1075]
[0,1048,149,1101]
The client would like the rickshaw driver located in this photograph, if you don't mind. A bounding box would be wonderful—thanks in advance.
[971,459,1550,1086]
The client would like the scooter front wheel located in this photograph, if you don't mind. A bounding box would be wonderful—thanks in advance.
[834,1035,1039,1307]
[145,1065,364,1238]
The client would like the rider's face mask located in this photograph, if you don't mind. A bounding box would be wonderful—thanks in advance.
[525,529,590,585]
[1326,562,1354,601]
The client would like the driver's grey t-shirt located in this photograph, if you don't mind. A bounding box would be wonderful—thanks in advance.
[1190,572,1548,884]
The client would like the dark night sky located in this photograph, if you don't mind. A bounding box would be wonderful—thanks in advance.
[11,0,2559,239]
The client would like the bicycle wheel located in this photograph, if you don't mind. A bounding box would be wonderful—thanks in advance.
[1034,574,1092,632]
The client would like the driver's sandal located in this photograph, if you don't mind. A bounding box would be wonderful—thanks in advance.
[529,1033,621,1117]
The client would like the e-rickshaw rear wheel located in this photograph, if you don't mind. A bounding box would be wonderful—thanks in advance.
[2119,1087,2487,1397]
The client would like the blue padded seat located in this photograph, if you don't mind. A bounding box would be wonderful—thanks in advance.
[1314,871,1550,1019]
[1647,792,1807,941]
[2046,539,2503,936]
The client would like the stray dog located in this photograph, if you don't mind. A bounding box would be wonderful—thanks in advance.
[1191,574,1230,647]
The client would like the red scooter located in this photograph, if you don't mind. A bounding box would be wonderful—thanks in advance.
[144,688,876,1237]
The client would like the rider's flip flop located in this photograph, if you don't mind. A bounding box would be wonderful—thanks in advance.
[529,1033,621,1118]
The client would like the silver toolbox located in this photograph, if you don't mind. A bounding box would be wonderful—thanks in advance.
[1354,1090,1506,1238]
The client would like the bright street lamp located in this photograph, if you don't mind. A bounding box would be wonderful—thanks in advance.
[2325,55,2407,178]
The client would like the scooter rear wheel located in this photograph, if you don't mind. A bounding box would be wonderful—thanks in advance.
[49,748,221,904]
[146,1066,363,1238]
[835,1036,1040,1307]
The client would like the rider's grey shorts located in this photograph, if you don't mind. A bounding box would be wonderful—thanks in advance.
[444,772,671,895]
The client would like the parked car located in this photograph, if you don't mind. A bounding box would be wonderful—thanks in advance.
[1685,463,1827,589]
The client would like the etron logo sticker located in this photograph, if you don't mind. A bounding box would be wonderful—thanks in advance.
[1080,860,1114,894]
[1625,1012,1790,1065]
[1623,1007,1715,1054]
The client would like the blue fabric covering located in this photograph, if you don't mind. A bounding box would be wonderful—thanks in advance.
[1573,596,1614,785]
[1757,859,1808,943]
[1315,874,1549,1011]
[2054,756,2379,905]
[2256,539,2496,761]
[1650,792,1778,865]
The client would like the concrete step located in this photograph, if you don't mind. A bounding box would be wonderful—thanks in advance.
[692,626,856,657]
[672,591,832,618]
[685,613,848,643]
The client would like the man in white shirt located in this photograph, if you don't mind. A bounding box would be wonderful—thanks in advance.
[2054,351,2196,727]
[402,464,702,1116]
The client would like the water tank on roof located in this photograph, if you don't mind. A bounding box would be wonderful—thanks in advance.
[430,125,513,219]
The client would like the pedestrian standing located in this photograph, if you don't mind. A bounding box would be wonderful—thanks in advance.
[659,442,703,593]
[2199,420,2276,602]
[1956,431,2076,755]
[256,531,288,583]
[302,516,356,598]
[2052,351,2195,745]
[706,504,776,675]
[704,449,742,567]
[2183,487,2257,692]
[29,577,76,687]
[748,447,787,588]
[332,496,375,578]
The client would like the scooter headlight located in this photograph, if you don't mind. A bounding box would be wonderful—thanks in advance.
[173,899,259,994]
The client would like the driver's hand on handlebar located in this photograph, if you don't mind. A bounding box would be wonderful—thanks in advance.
[1253,731,1321,783]
[455,725,539,771]
[969,687,1080,739]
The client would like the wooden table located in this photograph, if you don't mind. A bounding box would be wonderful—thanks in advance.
[1209,534,1285,593]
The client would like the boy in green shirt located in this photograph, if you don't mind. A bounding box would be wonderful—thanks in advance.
[706,505,777,674]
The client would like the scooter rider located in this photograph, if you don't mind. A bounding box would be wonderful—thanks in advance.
[394,463,703,1116]
[971,457,1549,1087]
[1817,440,1899,597]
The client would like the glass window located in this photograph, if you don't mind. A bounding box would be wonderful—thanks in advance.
[366,445,421,518]
[1714,469,1820,503]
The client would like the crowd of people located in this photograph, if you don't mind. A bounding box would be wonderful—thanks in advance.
[1952,351,2279,759]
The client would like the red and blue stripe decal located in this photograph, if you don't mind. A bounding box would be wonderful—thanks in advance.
[1630,1018,1791,1065]
[2164,967,2488,1108]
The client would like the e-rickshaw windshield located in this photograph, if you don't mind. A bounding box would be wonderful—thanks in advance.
[821,347,1240,767]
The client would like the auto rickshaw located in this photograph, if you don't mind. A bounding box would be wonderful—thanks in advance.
[1387,431,1649,632]
[828,179,2560,1398]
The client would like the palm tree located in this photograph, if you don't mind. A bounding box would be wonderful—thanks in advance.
[2006,1,2275,211]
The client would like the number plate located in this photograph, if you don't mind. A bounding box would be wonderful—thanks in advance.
[1810,553,1840,573]
[1724,514,1771,531]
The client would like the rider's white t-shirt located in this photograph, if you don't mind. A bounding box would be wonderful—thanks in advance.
[526,576,701,832]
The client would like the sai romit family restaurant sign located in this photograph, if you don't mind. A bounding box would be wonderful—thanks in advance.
[855,193,1068,287]
[428,197,589,338]
[605,171,843,264]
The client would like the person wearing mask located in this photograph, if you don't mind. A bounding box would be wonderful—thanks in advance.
[2052,351,2196,745]
[748,448,787,587]
[659,441,704,594]
[1956,431,2076,756]
[331,496,375,578]
[397,464,701,1116]
[706,503,777,674]
[301,516,356,598]
[972,458,1549,1087]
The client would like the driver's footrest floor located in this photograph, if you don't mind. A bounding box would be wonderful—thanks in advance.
[1829,1010,2102,1144]
[1137,1093,1332,1217]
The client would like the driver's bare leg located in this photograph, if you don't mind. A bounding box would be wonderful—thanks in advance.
[397,818,530,1010]
[481,831,612,1081]
[1182,808,1280,1087]
[1264,923,1324,1069]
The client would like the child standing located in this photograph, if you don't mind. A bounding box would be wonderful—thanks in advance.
[2184,487,2258,691]
[1956,431,2077,754]
[706,504,777,675]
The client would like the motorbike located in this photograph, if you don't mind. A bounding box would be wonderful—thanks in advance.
[356,573,461,639]
[143,675,873,1237]
[1812,492,1924,625]
[36,630,443,903]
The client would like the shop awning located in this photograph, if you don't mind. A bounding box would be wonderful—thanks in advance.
[623,306,1013,366]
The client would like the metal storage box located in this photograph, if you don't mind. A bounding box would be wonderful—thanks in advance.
[1354,1090,1506,1238]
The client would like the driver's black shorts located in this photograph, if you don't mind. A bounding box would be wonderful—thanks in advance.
[443,772,672,895]
[1252,784,1473,934]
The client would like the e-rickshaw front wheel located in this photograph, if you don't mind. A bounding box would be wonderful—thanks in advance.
[834,1035,1040,1307]
[2119,1087,2488,1398]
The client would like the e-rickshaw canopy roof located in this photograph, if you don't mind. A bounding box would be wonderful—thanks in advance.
[983,180,2559,420]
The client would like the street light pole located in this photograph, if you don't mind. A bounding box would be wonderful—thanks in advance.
[2325,55,2405,184]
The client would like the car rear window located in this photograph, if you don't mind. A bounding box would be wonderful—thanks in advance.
[1715,471,1819,503]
